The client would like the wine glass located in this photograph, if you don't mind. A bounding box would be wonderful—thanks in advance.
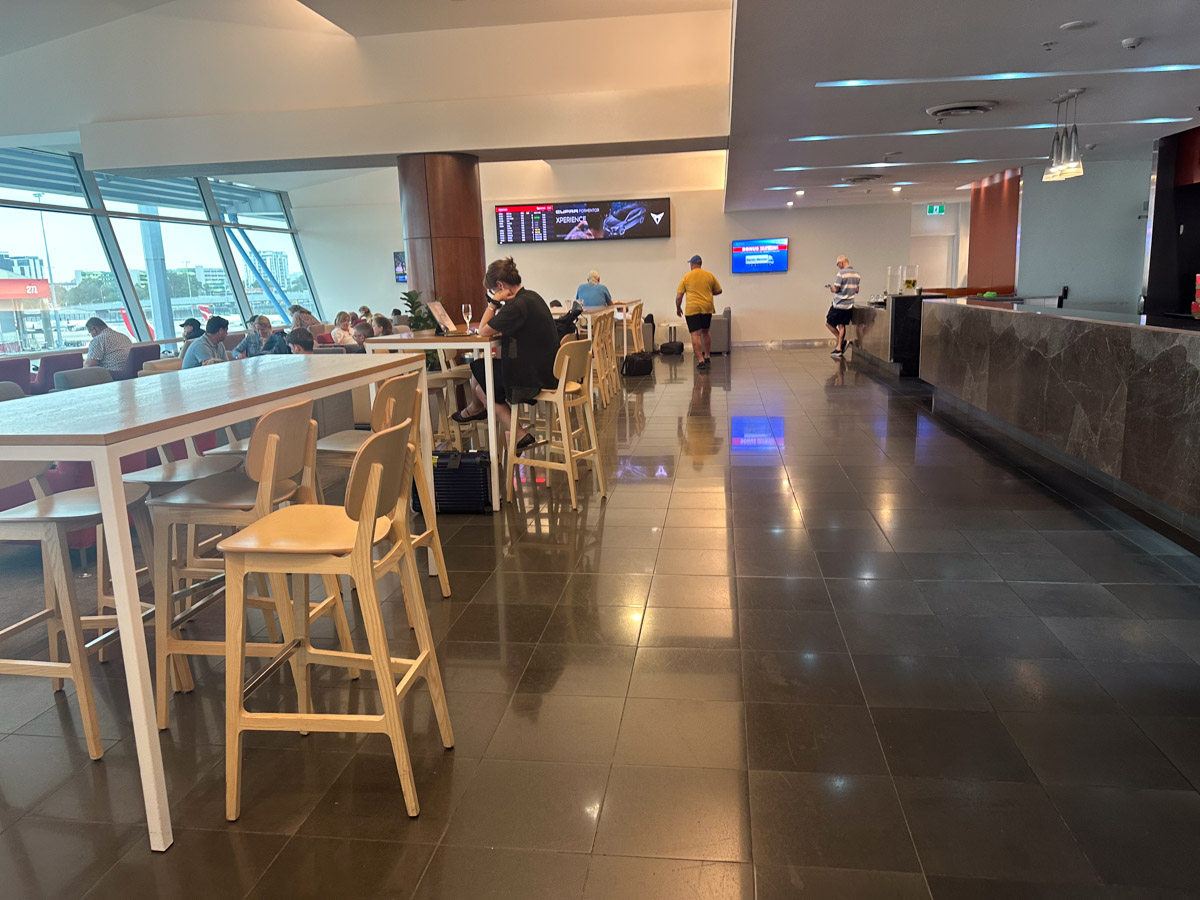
[462,304,472,334]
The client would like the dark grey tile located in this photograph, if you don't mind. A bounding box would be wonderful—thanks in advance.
[967,658,1120,713]
[742,651,863,705]
[981,553,1095,583]
[585,856,754,899]
[540,605,644,646]
[437,641,535,694]
[414,845,590,900]
[817,551,911,580]
[1000,711,1188,789]
[516,644,635,697]
[442,604,551,643]
[614,698,745,769]
[735,577,831,611]
[925,877,1174,898]
[1104,584,1200,620]
[855,655,991,710]
[1083,662,1200,716]
[733,527,812,552]
[1042,617,1191,663]
[646,575,736,609]
[748,770,920,871]
[873,708,1036,782]
[1135,716,1200,791]
[0,816,138,900]
[557,573,652,606]
[1049,784,1200,890]
[806,527,893,552]
[939,615,1071,659]
[485,694,624,764]
[755,865,929,900]
[1010,583,1135,619]
[735,547,822,578]
[960,529,1064,556]
[1071,553,1193,585]
[470,572,570,605]
[441,758,608,852]
[594,765,751,861]
[897,778,1099,884]
[639,607,740,649]
[901,552,1001,582]
[884,527,976,553]
[738,610,847,653]
[838,613,958,656]
[826,580,933,616]
[247,835,434,900]
[745,702,887,774]
[918,581,1032,617]
[629,648,743,702]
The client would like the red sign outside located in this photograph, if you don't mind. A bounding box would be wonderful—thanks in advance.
[0,279,51,301]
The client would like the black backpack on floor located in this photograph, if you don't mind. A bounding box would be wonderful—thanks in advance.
[621,352,654,377]
[659,341,684,356]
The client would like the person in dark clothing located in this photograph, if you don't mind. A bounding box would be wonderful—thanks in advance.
[180,318,204,342]
[549,299,585,340]
[451,257,558,451]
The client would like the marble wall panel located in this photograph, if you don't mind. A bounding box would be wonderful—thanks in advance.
[921,300,1200,520]
[852,305,891,362]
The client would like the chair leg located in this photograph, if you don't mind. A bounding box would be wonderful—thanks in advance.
[584,399,608,498]
[224,555,247,822]
[45,524,104,760]
[504,407,520,504]
[321,574,359,679]
[558,403,579,510]
[152,516,174,729]
[413,454,451,598]
[266,573,311,724]
[399,547,454,749]
[256,574,282,643]
[42,542,64,692]
[354,555,420,816]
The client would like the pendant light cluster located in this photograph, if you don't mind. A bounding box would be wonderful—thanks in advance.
[1043,89,1086,181]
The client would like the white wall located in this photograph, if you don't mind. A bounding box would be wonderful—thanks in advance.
[288,153,912,342]
[909,201,968,288]
[1017,159,1152,312]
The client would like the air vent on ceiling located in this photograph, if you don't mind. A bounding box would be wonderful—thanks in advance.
[844,174,883,185]
[925,100,998,118]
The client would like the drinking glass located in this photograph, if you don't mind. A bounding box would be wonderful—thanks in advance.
[462,304,472,333]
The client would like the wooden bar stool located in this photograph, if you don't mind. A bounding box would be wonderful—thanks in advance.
[147,398,357,730]
[0,461,154,759]
[505,339,608,510]
[220,416,454,820]
[316,371,451,598]
[619,300,645,355]
[589,307,618,408]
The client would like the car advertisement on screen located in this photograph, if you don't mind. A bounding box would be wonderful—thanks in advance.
[495,198,671,244]
[732,238,789,274]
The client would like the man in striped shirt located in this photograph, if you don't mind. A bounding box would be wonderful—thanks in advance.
[825,254,860,358]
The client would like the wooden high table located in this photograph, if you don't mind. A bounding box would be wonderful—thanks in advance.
[0,352,424,851]
[366,332,503,512]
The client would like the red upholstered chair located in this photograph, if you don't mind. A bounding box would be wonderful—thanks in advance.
[314,332,335,345]
[29,353,83,395]
[0,358,31,394]
[112,343,161,381]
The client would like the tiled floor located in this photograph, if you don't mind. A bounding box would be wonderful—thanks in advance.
[4,348,1200,898]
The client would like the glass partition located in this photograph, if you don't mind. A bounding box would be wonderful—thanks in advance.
[96,173,208,221]
[225,227,312,326]
[0,148,90,209]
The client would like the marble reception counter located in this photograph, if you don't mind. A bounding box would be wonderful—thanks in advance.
[920,298,1200,535]
[851,295,927,377]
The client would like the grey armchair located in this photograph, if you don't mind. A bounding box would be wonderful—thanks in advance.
[709,307,731,354]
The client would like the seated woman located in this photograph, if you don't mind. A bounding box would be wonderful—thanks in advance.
[288,304,319,330]
[450,257,558,452]
[372,314,394,337]
[358,305,372,321]
[329,311,356,345]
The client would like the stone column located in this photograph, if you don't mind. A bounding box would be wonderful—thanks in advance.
[397,153,486,326]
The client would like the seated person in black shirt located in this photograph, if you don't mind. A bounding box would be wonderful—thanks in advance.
[451,257,558,451]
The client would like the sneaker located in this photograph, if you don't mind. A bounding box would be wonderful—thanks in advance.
[830,347,844,358]
[571,299,584,312]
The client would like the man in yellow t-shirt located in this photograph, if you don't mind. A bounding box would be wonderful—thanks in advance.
[674,254,723,371]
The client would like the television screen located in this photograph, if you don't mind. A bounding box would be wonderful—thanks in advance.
[393,251,407,283]
[495,198,671,244]
[732,238,788,274]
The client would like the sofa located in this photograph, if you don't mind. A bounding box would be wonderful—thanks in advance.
[709,307,732,354]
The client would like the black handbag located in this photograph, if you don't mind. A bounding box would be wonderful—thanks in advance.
[659,341,684,356]
[621,352,654,377]
[411,450,492,514]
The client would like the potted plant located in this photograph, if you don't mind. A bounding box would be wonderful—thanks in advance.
[399,289,438,336]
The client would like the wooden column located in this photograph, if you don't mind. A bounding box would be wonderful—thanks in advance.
[965,168,1021,294]
[398,153,486,326]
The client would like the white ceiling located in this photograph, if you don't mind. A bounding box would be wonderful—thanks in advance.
[298,0,731,35]
[726,0,1200,209]
[0,0,173,56]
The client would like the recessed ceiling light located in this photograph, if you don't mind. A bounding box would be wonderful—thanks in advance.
[786,201,794,206]
[794,190,805,196]
[1060,20,1095,30]
[815,64,1200,87]
[775,156,1042,172]
[891,186,903,192]
[789,116,1192,142]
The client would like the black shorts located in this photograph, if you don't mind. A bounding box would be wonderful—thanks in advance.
[685,313,713,333]
[826,306,853,328]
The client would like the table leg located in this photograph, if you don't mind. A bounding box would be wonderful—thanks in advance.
[482,347,500,511]
[93,450,172,851]
[417,366,440,578]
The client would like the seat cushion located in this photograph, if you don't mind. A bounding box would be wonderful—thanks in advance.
[123,455,241,486]
[315,429,370,457]
[534,381,582,401]
[218,504,391,556]
[148,469,297,511]
[0,482,149,525]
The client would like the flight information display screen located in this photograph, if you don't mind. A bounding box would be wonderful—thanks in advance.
[495,198,671,244]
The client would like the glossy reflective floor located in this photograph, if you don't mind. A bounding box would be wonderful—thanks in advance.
[4,349,1200,898]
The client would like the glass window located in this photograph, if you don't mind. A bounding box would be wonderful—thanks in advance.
[111,218,246,341]
[0,148,89,209]
[0,205,133,352]
[225,227,314,325]
[95,173,208,221]
[210,180,289,228]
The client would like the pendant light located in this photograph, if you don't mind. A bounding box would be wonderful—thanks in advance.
[1060,92,1085,179]
[1042,99,1065,181]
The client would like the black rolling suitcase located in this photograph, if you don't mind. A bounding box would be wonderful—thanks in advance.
[411,450,492,514]
[621,352,654,377]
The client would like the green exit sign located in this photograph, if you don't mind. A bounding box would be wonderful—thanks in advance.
[927,204,946,216]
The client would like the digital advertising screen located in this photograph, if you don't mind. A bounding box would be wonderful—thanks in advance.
[732,238,789,274]
[393,251,407,283]
[495,198,671,244]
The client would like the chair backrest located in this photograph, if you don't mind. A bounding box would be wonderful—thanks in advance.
[0,358,31,391]
[344,417,414,523]
[55,367,113,391]
[553,337,593,386]
[139,357,184,376]
[369,371,420,433]
[32,353,82,392]
[0,460,52,494]
[314,332,335,345]
[313,346,346,354]
[245,398,315,483]
[0,381,25,402]
[115,343,162,380]
[308,323,327,336]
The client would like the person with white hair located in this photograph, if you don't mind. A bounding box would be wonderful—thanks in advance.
[825,254,860,358]
[575,269,612,307]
